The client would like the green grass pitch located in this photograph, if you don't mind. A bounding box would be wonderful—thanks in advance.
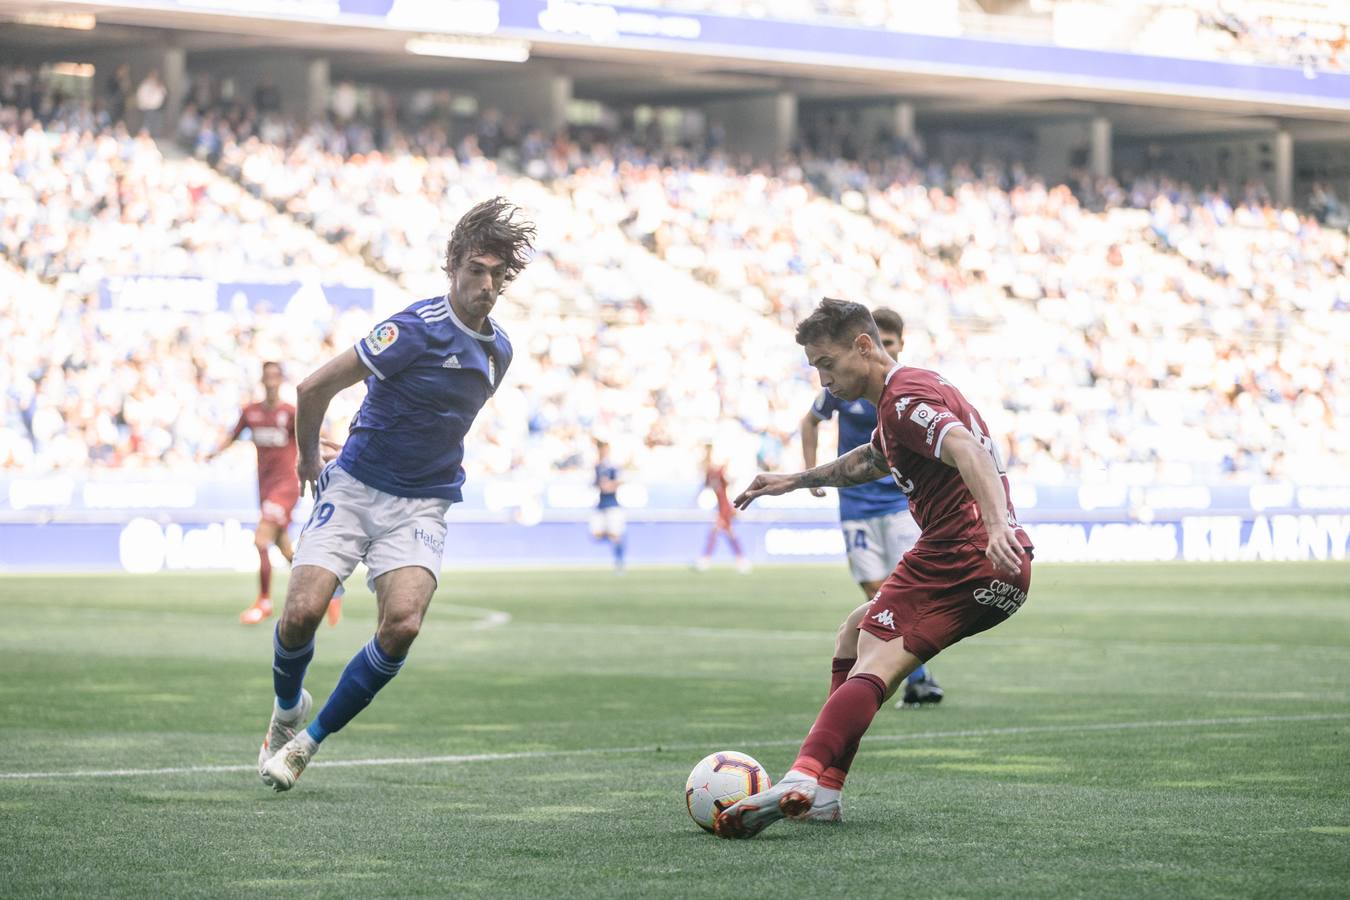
[2,562,1348,898]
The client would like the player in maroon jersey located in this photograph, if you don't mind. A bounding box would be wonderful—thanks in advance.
[716,298,1033,839]
[697,443,750,573]
[208,362,342,626]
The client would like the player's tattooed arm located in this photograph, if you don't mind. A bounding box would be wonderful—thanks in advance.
[734,444,889,509]
[797,443,890,489]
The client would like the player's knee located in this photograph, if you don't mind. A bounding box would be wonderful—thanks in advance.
[278,577,331,640]
[278,602,323,645]
[377,612,423,656]
[254,533,272,553]
[835,603,869,654]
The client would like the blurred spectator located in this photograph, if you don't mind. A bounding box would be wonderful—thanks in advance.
[135,70,166,136]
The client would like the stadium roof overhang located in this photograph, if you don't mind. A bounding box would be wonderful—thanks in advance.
[3,0,1350,142]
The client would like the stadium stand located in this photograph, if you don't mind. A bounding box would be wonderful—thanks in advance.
[1,62,1347,487]
[622,1,1350,71]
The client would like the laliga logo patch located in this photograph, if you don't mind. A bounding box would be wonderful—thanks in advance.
[364,322,399,356]
[909,402,937,426]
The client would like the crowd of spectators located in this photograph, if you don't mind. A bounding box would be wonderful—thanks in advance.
[2,62,1347,491]
[631,0,1350,72]
[1187,1,1350,74]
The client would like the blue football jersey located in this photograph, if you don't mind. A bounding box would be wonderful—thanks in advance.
[595,462,621,509]
[811,389,908,521]
[338,296,512,501]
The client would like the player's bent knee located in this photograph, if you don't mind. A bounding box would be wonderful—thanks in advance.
[377,615,422,656]
[855,630,924,692]
[835,602,870,656]
[278,566,338,639]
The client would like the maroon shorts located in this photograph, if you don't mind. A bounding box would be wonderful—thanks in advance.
[259,485,300,527]
[859,542,1033,662]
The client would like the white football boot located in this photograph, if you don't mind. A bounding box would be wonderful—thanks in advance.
[257,689,312,780]
[714,772,818,839]
[798,794,844,823]
[260,734,317,792]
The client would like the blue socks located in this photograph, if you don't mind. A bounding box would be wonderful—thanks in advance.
[306,637,406,744]
[906,664,929,685]
[272,626,314,711]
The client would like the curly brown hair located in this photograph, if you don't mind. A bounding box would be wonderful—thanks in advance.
[443,197,537,284]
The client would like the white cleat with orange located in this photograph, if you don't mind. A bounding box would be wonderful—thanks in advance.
[714,772,818,839]
[260,733,317,792]
[257,689,311,780]
[798,795,844,823]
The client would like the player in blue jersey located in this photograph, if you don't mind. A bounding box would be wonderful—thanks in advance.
[800,308,944,713]
[590,439,626,573]
[256,198,536,791]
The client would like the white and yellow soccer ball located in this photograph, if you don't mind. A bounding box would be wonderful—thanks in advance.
[684,751,772,832]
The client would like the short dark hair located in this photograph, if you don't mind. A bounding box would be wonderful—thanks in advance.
[443,197,537,284]
[794,297,880,348]
[871,307,904,339]
[261,361,283,375]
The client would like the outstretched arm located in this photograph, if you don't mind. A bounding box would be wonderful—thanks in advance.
[734,442,889,510]
[205,412,248,462]
[295,348,368,496]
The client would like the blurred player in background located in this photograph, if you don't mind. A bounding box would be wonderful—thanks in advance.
[207,361,342,627]
[257,197,535,791]
[697,443,751,573]
[801,308,942,708]
[591,439,627,573]
[718,299,1033,838]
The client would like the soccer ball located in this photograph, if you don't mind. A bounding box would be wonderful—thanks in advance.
[684,751,772,832]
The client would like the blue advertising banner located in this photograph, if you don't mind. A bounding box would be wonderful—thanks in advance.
[96,277,374,314]
[3,513,1349,573]
[5,474,1349,520]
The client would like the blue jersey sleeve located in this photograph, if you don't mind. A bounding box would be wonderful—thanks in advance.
[354,312,430,381]
[810,389,839,421]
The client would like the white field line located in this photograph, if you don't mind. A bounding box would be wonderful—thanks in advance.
[2,712,1347,782]
[440,604,511,631]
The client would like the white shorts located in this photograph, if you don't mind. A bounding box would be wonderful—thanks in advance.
[294,463,451,591]
[590,507,625,536]
[841,509,921,585]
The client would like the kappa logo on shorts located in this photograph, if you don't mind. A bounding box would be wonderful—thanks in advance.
[871,609,896,629]
[363,322,399,356]
[973,580,1027,614]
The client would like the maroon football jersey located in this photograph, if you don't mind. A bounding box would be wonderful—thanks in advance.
[870,365,1032,551]
[231,402,298,499]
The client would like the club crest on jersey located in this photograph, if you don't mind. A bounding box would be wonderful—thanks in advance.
[364,322,399,356]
